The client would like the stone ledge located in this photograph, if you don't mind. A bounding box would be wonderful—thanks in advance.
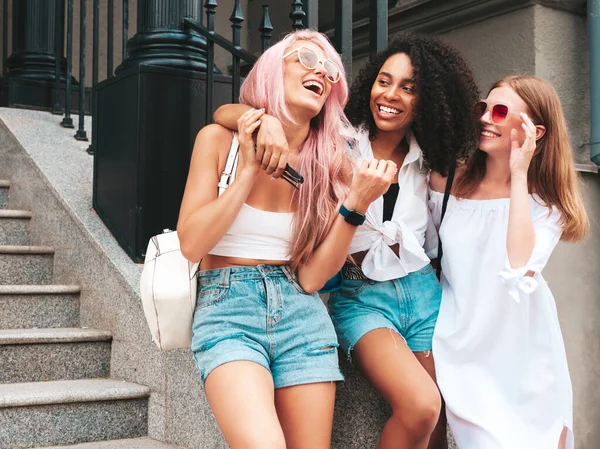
[0,379,150,408]
[0,328,112,345]
[39,437,185,449]
[0,284,81,294]
[0,245,54,254]
[0,210,31,218]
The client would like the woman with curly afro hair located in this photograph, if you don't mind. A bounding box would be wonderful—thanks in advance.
[327,33,480,449]
[212,32,480,449]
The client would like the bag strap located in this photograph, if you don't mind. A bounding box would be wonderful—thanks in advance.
[436,163,456,279]
[191,134,239,276]
[217,133,240,197]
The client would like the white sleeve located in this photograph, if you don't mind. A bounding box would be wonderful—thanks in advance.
[498,205,562,303]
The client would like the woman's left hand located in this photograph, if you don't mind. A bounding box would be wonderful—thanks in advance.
[509,112,537,178]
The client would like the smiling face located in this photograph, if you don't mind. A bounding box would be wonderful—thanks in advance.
[369,53,418,139]
[478,85,530,155]
[282,40,333,121]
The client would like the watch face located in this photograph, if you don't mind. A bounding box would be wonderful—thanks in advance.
[340,204,365,226]
[346,210,365,226]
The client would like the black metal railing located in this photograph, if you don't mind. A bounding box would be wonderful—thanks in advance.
[0,0,391,153]
[0,0,390,261]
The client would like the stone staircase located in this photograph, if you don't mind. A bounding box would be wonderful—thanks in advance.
[0,180,181,449]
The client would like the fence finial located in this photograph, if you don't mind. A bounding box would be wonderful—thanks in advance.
[205,0,218,31]
[290,1,306,30]
[260,5,273,52]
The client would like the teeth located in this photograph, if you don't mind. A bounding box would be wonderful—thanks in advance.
[379,105,400,115]
[302,81,323,96]
[481,131,500,138]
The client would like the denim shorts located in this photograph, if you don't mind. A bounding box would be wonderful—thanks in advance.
[190,265,344,388]
[328,264,442,357]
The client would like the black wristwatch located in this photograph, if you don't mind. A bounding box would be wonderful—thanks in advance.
[339,204,366,226]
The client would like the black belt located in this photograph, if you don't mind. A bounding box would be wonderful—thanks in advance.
[341,263,369,281]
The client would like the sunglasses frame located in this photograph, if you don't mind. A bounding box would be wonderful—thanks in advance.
[283,46,341,84]
[475,100,522,125]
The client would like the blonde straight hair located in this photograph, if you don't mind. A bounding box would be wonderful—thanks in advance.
[454,76,589,242]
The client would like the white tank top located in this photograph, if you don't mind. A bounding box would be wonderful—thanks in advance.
[208,134,294,260]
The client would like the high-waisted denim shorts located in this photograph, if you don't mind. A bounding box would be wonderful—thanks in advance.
[191,264,344,388]
[328,264,442,357]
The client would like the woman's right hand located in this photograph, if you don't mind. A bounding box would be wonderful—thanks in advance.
[344,159,397,213]
[237,108,265,176]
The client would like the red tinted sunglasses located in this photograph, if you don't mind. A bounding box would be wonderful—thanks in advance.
[475,100,520,125]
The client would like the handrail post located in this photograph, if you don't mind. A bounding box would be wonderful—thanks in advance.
[335,0,352,84]
[369,0,387,54]
[61,0,74,128]
[205,0,217,124]
[75,0,88,141]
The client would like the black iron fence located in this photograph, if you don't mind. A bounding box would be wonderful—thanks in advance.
[0,0,390,261]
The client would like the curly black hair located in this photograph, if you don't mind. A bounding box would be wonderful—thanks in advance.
[345,32,480,175]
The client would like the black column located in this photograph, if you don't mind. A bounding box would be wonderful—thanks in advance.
[4,0,67,82]
[116,0,210,74]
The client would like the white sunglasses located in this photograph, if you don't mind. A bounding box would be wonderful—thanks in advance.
[282,46,341,83]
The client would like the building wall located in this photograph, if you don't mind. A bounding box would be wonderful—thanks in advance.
[441,5,591,167]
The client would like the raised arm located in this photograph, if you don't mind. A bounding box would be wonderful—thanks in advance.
[213,103,253,130]
[297,159,397,293]
[214,104,290,178]
[506,113,541,269]
[177,110,263,262]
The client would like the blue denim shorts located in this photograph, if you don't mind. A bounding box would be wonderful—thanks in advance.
[191,265,344,388]
[328,264,442,357]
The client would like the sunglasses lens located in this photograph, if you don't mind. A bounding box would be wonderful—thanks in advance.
[298,48,318,69]
[475,101,487,119]
[323,61,340,82]
[492,104,509,123]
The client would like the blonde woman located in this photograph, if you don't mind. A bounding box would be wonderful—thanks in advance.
[430,76,589,449]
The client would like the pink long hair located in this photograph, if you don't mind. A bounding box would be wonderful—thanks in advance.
[239,30,354,269]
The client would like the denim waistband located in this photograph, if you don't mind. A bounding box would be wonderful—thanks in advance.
[198,264,296,285]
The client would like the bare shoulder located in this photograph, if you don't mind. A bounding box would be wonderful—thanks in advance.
[429,171,447,193]
[191,124,235,169]
[193,124,234,154]
[429,164,467,193]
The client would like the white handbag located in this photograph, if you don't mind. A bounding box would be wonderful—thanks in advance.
[140,134,240,350]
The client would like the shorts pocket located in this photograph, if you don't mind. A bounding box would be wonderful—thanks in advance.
[335,279,370,297]
[196,282,230,309]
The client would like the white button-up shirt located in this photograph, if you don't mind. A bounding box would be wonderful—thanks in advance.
[349,129,431,281]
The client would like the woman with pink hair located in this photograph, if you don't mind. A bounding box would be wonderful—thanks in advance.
[177,30,395,448]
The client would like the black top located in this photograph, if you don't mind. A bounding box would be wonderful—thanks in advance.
[383,183,399,222]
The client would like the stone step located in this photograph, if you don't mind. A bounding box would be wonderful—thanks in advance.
[38,437,185,449]
[0,379,150,449]
[0,180,9,209]
[0,245,54,285]
[0,210,32,245]
[0,328,112,383]
[0,285,81,329]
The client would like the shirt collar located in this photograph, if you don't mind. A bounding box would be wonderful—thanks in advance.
[404,129,425,170]
[358,128,424,170]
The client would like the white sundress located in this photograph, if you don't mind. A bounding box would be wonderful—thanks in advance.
[429,190,574,449]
